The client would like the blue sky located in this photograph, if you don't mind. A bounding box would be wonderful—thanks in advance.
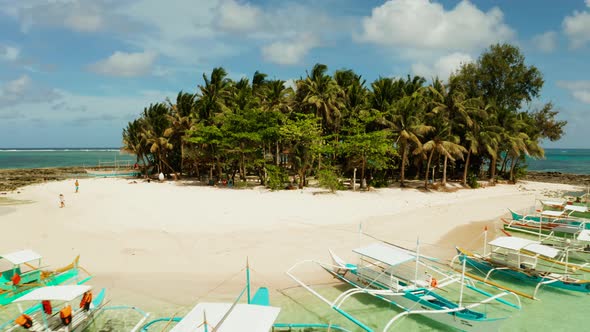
[0,0,589,148]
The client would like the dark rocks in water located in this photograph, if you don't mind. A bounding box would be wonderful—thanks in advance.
[0,167,87,191]
[524,171,590,185]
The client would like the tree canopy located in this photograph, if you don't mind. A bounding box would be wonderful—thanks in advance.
[123,43,566,189]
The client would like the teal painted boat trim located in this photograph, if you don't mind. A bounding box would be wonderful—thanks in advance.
[251,287,270,306]
[140,318,182,331]
[465,284,521,309]
[332,306,373,332]
[273,323,353,331]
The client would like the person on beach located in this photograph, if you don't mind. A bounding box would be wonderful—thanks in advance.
[75,179,79,193]
[59,194,65,208]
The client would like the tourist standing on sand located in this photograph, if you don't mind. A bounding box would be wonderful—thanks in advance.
[59,194,65,208]
[75,179,79,193]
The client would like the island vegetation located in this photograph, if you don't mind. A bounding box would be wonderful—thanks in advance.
[122,43,566,190]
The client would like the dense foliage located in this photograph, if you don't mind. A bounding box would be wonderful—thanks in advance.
[123,44,566,189]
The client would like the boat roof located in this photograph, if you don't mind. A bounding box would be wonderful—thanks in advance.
[552,226,580,234]
[578,230,590,241]
[540,200,564,206]
[14,285,92,302]
[489,237,560,258]
[564,205,589,213]
[541,210,565,217]
[170,303,280,332]
[353,243,415,267]
[0,250,42,265]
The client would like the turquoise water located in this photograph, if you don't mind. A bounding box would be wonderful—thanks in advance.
[0,148,136,169]
[527,148,590,174]
[1,148,588,174]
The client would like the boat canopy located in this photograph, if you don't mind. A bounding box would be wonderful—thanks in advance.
[14,285,92,302]
[353,243,415,267]
[564,205,589,213]
[578,230,590,241]
[490,237,560,258]
[540,200,564,207]
[0,249,42,265]
[541,210,565,217]
[170,303,280,332]
[552,226,580,234]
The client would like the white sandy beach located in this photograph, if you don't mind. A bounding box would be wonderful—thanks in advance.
[0,178,583,310]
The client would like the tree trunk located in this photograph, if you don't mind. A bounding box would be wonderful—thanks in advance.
[500,153,509,175]
[424,149,435,189]
[442,155,448,185]
[360,154,366,189]
[489,154,497,185]
[509,156,518,183]
[400,142,408,187]
[216,158,222,181]
[276,141,280,166]
[180,141,184,177]
[462,150,471,186]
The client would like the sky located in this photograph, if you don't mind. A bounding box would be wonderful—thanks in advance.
[0,0,589,148]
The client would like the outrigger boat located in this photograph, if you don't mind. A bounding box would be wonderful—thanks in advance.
[288,242,521,332]
[141,262,350,332]
[0,285,150,332]
[1,250,88,306]
[503,223,590,262]
[504,206,590,234]
[454,235,590,299]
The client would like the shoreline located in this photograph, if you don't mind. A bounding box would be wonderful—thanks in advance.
[3,166,590,193]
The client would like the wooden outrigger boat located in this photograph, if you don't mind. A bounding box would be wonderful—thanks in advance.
[455,235,590,299]
[505,206,590,234]
[503,223,590,262]
[2,285,105,331]
[1,250,88,306]
[0,285,150,332]
[141,262,350,332]
[288,242,521,332]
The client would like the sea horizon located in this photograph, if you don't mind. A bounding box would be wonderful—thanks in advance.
[1,147,590,174]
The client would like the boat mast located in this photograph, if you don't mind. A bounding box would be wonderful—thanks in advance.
[459,255,467,307]
[483,226,488,256]
[414,237,419,287]
[246,258,251,304]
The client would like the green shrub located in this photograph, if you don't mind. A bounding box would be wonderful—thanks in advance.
[266,165,288,191]
[467,173,480,189]
[317,167,342,193]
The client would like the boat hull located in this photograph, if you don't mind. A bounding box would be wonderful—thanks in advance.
[457,251,590,294]
[324,266,504,332]
[0,268,81,306]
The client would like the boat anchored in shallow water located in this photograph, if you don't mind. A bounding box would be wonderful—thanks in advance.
[454,234,590,299]
[288,242,521,332]
[0,250,89,306]
[141,261,350,332]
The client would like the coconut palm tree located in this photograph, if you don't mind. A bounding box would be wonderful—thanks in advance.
[164,92,196,175]
[421,123,467,189]
[299,64,345,135]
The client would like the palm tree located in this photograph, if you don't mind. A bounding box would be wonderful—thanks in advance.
[421,123,467,188]
[196,67,232,124]
[378,87,432,187]
[164,92,196,175]
[299,64,345,135]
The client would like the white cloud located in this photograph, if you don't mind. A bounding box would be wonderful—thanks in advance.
[0,45,20,61]
[359,0,514,52]
[216,0,261,32]
[411,52,474,79]
[89,51,157,77]
[262,34,319,65]
[532,31,557,53]
[557,80,590,104]
[0,75,61,107]
[563,8,590,48]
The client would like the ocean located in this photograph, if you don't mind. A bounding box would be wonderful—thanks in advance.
[0,148,137,169]
[1,148,588,174]
[527,148,590,174]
